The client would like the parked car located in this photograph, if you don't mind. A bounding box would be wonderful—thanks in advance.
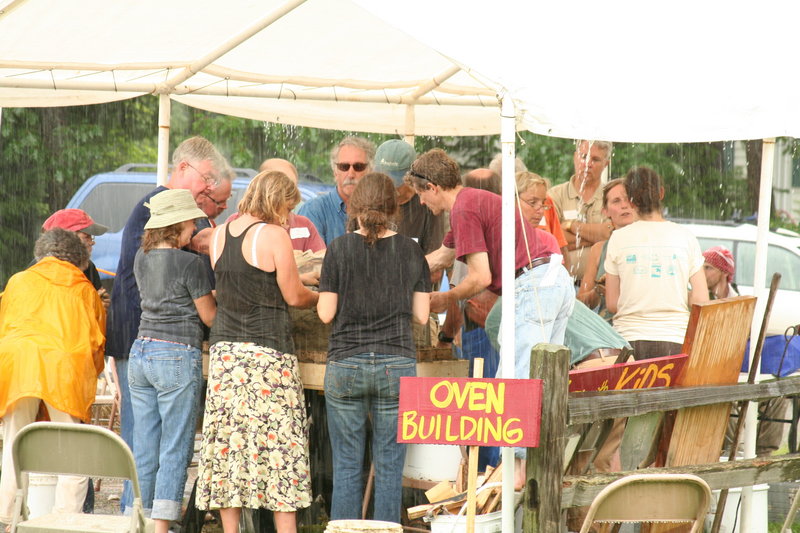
[679,220,800,336]
[65,164,334,280]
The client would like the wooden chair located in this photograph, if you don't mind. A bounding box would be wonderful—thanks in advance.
[579,474,711,533]
[91,357,122,491]
[92,357,121,432]
[10,422,153,532]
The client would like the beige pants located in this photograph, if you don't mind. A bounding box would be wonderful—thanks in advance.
[0,398,88,524]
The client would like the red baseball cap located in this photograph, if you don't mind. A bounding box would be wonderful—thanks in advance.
[42,209,108,236]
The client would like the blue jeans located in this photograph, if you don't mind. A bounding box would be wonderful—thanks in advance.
[116,357,134,512]
[324,353,415,523]
[128,338,202,521]
[496,262,574,459]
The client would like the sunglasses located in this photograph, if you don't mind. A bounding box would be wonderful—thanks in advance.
[407,170,435,187]
[335,162,368,172]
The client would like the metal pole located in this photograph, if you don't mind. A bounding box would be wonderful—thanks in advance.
[499,93,516,533]
[740,137,775,530]
[156,94,171,186]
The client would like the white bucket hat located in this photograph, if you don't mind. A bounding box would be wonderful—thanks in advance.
[144,189,206,229]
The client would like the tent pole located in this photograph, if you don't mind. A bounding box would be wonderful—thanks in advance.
[740,137,775,530]
[499,93,516,533]
[404,105,415,144]
[156,95,171,186]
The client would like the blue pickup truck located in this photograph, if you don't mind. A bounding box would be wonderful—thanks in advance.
[65,164,333,280]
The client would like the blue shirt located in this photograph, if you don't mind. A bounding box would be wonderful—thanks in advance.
[297,189,347,245]
[106,185,167,359]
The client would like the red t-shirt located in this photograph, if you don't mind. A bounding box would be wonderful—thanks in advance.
[287,213,326,253]
[442,188,559,295]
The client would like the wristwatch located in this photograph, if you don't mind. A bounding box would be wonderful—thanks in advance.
[438,331,454,344]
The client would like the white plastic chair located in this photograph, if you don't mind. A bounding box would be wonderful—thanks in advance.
[579,473,712,533]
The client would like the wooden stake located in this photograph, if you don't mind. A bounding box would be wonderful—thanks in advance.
[711,273,781,533]
[466,358,484,533]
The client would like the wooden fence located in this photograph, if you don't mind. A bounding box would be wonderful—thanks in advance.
[522,344,800,532]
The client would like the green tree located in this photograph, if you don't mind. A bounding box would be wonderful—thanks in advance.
[1,99,759,287]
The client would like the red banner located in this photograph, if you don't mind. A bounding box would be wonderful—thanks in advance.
[397,377,542,447]
[568,353,688,393]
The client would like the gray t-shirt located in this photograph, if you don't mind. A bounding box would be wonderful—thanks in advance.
[134,248,212,349]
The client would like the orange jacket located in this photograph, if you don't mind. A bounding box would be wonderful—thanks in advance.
[0,257,105,422]
[540,196,568,248]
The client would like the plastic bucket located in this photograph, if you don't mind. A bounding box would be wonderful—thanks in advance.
[325,520,403,533]
[26,474,57,518]
[709,484,769,533]
[403,443,462,481]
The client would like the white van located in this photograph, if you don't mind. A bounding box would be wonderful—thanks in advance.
[681,221,800,336]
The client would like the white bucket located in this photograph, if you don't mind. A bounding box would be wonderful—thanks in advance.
[709,484,769,533]
[325,519,402,533]
[26,474,57,518]
[403,443,462,481]
[430,508,522,533]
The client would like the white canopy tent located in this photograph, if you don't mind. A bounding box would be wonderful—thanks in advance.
[2,0,799,529]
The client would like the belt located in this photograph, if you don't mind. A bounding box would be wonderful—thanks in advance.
[515,256,550,278]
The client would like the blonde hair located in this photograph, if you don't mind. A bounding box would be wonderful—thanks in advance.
[238,171,301,224]
[515,171,550,195]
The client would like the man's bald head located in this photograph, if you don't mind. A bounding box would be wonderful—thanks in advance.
[259,158,299,183]
[463,168,501,195]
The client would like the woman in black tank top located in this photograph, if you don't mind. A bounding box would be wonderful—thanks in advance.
[196,171,319,533]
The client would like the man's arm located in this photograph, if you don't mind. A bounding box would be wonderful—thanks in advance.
[563,220,612,249]
[426,244,456,274]
[429,252,491,313]
[190,227,212,255]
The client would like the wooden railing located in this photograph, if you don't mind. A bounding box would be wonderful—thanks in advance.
[521,344,800,532]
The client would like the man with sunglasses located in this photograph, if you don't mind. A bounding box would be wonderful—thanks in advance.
[408,148,574,488]
[106,135,230,513]
[298,136,375,245]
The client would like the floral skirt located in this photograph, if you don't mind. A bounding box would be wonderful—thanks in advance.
[196,341,311,511]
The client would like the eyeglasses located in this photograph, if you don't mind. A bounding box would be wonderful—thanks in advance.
[185,161,222,187]
[335,162,368,172]
[205,193,229,208]
[519,197,551,211]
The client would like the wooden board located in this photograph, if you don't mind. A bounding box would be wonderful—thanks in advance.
[568,353,688,393]
[650,296,756,533]
[666,296,756,467]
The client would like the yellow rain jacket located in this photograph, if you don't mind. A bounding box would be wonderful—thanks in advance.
[0,256,106,422]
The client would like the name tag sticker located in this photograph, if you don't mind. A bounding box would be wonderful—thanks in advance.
[563,209,578,220]
[290,227,311,239]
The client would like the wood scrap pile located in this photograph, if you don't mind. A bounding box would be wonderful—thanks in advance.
[407,463,504,520]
